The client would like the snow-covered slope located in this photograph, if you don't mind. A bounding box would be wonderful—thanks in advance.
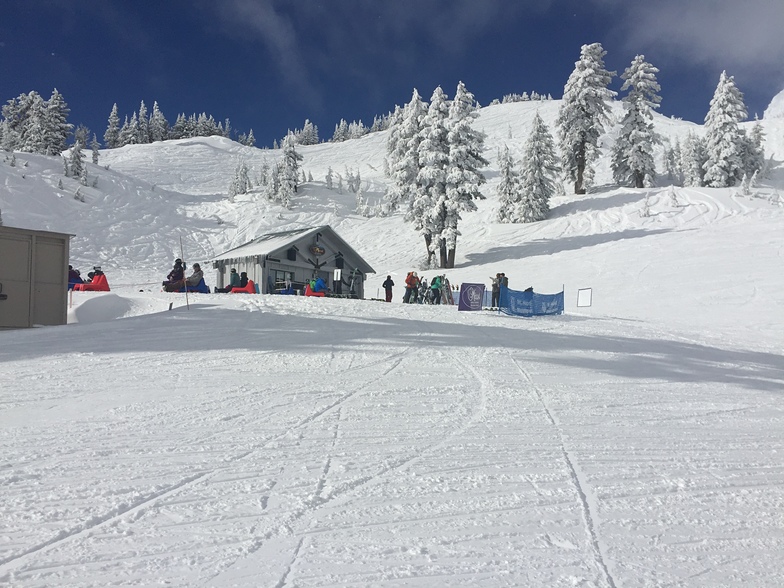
[1,99,784,587]
[1,100,782,342]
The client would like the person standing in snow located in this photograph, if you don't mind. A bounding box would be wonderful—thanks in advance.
[490,273,501,308]
[430,275,442,305]
[382,275,394,302]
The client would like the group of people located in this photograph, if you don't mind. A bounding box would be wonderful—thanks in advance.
[68,265,105,286]
[396,271,445,305]
[160,259,252,293]
[162,258,204,292]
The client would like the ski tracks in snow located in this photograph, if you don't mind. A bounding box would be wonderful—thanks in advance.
[508,353,617,588]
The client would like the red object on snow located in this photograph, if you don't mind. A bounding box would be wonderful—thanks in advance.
[73,274,110,291]
[230,279,256,294]
[304,283,325,297]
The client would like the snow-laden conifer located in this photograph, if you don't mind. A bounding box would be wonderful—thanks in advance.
[137,101,150,144]
[43,89,72,155]
[149,101,169,142]
[413,86,450,266]
[515,112,559,222]
[104,103,120,148]
[441,81,487,267]
[496,145,521,222]
[385,90,427,213]
[703,71,747,187]
[70,140,85,179]
[611,55,661,188]
[740,120,765,178]
[681,132,707,187]
[90,134,100,164]
[557,43,616,194]
[276,133,302,208]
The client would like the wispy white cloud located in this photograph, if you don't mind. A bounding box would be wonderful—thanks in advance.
[597,0,784,85]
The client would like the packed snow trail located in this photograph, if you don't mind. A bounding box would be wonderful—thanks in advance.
[1,295,783,587]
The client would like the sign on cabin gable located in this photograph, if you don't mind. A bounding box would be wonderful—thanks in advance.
[309,244,326,256]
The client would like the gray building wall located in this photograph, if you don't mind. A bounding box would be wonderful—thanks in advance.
[0,226,71,328]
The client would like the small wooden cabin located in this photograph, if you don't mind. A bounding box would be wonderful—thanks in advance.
[211,226,375,298]
[0,225,72,328]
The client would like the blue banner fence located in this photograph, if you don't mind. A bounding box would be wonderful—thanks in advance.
[493,285,564,317]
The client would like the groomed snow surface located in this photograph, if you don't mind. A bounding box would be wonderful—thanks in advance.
[1,99,783,587]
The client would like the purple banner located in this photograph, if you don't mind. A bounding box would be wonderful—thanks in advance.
[458,283,485,311]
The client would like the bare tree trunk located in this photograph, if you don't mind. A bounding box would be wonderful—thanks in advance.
[633,170,644,189]
[439,239,448,268]
[424,233,434,266]
[575,141,586,194]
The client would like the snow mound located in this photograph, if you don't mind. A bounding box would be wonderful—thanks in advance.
[763,89,784,119]
[67,293,164,324]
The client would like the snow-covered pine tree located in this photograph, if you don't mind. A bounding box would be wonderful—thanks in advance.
[90,134,100,164]
[556,43,616,194]
[681,132,707,187]
[442,81,488,267]
[496,145,521,222]
[332,119,349,142]
[70,140,85,179]
[44,88,72,155]
[18,92,47,154]
[149,101,169,142]
[277,133,302,208]
[413,86,450,267]
[703,71,747,187]
[611,55,661,188]
[79,163,88,186]
[740,120,765,178]
[73,124,90,150]
[137,101,150,144]
[104,103,120,148]
[516,112,559,222]
[326,166,334,190]
[228,161,251,202]
[385,90,427,212]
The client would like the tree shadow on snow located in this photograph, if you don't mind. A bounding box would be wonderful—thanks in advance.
[3,305,782,394]
[460,228,671,267]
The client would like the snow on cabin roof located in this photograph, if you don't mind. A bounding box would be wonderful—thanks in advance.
[212,227,317,261]
[211,226,375,274]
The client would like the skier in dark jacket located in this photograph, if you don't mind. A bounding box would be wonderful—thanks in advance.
[430,275,442,305]
[382,275,394,302]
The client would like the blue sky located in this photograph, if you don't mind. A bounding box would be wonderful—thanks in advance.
[2,0,782,146]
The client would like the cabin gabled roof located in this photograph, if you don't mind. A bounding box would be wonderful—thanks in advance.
[212,225,375,274]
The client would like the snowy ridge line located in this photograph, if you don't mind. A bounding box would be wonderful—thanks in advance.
[0,471,208,573]
[509,354,618,588]
[206,348,488,585]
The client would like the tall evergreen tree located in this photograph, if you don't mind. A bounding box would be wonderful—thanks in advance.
[517,112,560,222]
[556,43,616,194]
[611,55,661,188]
[442,81,487,267]
[90,134,100,164]
[413,86,451,267]
[137,100,150,144]
[703,71,747,187]
[386,91,427,213]
[149,101,169,142]
[43,89,72,155]
[70,140,85,179]
[18,92,47,154]
[104,103,120,148]
[740,120,765,178]
[277,133,302,208]
[681,132,708,187]
[496,145,522,223]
